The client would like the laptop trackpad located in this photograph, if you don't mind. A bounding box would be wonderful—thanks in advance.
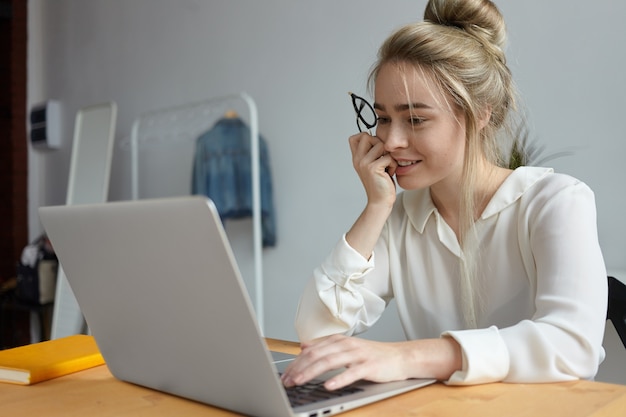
[271,351,296,363]
[271,351,296,373]
[271,351,346,381]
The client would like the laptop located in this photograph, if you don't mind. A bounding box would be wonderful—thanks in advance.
[39,196,435,417]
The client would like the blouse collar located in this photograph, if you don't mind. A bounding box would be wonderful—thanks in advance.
[403,166,554,233]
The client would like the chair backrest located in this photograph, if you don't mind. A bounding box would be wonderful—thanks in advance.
[607,276,626,350]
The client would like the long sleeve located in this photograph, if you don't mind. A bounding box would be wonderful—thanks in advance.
[295,235,390,342]
[444,178,607,384]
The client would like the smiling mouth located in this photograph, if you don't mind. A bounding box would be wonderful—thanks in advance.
[396,160,420,167]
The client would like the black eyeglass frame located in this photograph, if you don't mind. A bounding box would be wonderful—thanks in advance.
[349,92,377,133]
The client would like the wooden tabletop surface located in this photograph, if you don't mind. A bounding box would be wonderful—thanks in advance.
[1,338,625,417]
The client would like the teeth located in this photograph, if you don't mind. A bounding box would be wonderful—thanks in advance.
[397,160,417,167]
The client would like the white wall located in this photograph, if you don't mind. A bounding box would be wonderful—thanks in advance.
[28,0,626,382]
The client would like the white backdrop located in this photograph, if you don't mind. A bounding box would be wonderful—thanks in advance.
[28,0,626,382]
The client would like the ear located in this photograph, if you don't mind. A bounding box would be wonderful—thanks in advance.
[477,106,492,131]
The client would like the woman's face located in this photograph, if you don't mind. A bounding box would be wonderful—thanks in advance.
[374,63,467,191]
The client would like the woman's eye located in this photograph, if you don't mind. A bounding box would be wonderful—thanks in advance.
[376,116,390,125]
[410,116,425,125]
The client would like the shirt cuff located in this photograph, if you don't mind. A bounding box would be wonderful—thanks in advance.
[442,326,510,385]
[322,234,374,290]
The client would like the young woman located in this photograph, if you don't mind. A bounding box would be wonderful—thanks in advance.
[281,0,607,389]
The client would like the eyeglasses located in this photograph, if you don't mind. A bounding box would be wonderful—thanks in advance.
[349,92,377,134]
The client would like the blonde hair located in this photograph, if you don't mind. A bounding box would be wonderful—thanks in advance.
[369,0,519,327]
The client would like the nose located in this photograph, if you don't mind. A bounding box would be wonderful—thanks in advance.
[381,123,408,153]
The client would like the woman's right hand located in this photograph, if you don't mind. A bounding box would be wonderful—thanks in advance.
[348,132,397,209]
[281,334,462,391]
[345,133,398,259]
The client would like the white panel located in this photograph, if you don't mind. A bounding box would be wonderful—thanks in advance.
[50,102,117,339]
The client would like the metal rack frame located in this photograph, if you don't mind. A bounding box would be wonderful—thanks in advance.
[128,92,264,333]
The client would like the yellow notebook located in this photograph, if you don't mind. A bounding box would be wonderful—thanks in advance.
[0,334,105,385]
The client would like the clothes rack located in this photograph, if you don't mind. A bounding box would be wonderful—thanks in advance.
[128,92,264,334]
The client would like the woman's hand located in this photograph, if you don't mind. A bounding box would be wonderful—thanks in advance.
[348,133,397,209]
[345,133,398,260]
[281,334,463,391]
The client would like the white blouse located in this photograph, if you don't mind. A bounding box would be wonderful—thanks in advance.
[295,167,607,385]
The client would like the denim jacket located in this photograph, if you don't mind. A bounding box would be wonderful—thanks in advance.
[192,117,276,247]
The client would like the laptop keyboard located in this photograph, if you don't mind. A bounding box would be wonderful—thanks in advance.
[284,379,364,407]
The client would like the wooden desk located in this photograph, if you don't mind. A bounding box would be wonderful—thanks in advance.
[1,338,625,417]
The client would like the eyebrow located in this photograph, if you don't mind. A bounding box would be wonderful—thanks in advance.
[374,102,434,112]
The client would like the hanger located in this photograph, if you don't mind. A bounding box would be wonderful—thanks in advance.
[224,109,238,119]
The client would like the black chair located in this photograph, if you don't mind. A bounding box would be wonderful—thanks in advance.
[0,288,54,349]
[607,276,626,350]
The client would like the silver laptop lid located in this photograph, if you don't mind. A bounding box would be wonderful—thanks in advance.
[40,196,294,417]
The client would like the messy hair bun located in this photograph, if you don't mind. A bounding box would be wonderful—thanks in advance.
[424,0,507,65]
